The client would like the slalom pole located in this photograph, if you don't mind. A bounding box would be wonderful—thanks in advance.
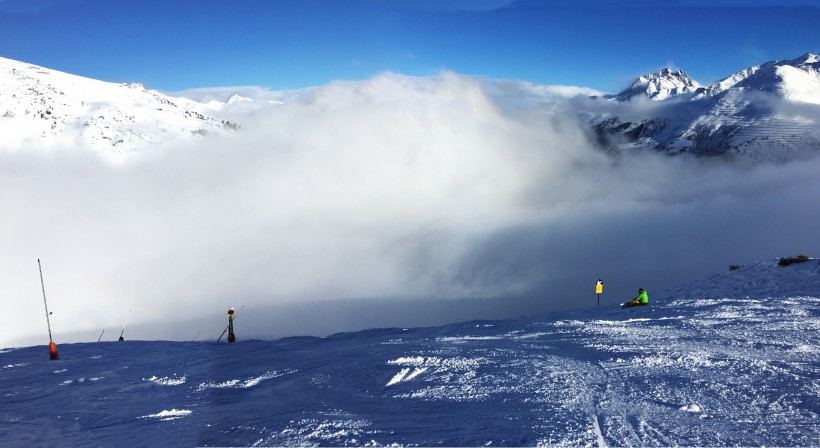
[118,309,131,341]
[38,259,59,360]
[217,304,244,342]
[98,329,105,342]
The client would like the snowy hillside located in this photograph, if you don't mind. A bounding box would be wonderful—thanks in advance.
[0,57,238,157]
[593,53,820,159]
[1,258,818,446]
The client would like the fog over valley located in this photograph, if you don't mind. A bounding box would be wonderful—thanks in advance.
[3,70,820,348]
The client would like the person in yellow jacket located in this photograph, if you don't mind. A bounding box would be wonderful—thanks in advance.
[622,288,649,308]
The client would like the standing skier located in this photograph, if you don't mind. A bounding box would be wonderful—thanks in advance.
[622,288,649,308]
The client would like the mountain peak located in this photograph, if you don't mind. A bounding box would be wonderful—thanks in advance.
[790,52,820,66]
[227,93,253,104]
[658,67,684,77]
[615,67,704,101]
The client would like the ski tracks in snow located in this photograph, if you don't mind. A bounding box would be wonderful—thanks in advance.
[590,413,606,448]
[385,366,428,386]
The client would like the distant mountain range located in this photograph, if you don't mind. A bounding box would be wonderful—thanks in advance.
[2,54,819,161]
[592,53,820,160]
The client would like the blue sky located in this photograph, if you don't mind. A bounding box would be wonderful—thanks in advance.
[1,0,819,94]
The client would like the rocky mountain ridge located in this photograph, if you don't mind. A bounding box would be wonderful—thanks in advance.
[593,53,820,159]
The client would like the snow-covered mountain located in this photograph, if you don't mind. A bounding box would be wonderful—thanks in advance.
[613,68,704,102]
[3,54,820,162]
[1,257,818,446]
[593,53,820,159]
[0,57,238,157]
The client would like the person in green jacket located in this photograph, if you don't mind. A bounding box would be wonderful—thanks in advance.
[622,288,649,308]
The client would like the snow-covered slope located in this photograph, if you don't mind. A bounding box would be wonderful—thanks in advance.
[0,57,238,157]
[700,65,762,98]
[722,53,820,104]
[1,258,818,446]
[594,54,820,159]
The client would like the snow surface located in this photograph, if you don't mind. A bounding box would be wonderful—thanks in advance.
[0,57,237,159]
[1,259,818,446]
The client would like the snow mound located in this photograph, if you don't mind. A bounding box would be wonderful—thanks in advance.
[145,375,187,386]
[3,363,28,369]
[679,404,702,413]
[195,369,294,391]
[140,409,192,421]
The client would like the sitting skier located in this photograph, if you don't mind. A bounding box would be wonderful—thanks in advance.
[622,288,649,308]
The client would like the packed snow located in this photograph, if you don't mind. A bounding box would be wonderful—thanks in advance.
[1,258,818,446]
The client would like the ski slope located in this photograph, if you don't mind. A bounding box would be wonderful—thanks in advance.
[1,259,819,446]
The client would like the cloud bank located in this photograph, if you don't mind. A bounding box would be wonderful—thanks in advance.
[3,72,820,347]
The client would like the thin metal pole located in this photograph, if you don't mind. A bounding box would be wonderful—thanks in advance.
[38,259,54,343]
[119,309,132,340]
